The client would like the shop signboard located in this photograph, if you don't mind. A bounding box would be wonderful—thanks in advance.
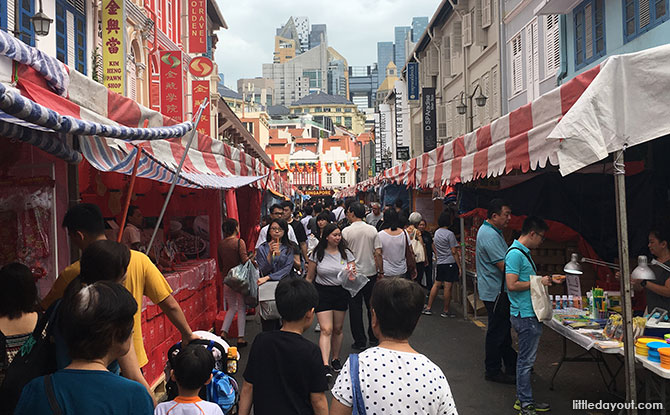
[191,80,211,136]
[160,51,185,122]
[407,62,419,100]
[189,56,214,78]
[189,0,208,53]
[305,189,334,196]
[422,87,437,153]
[394,80,410,160]
[102,0,126,94]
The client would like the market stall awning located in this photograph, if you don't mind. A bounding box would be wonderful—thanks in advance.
[0,30,290,192]
[550,44,670,175]
[355,63,600,192]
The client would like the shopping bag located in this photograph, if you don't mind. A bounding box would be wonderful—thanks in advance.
[244,262,259,307]
[530,275,553,321]
[258,280,280,320]
[339,267,369,298]
[224,263,250,296]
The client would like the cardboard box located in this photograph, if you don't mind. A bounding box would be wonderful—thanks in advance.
[156,314,166,343]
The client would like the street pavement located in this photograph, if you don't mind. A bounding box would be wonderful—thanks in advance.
[235,294,630,414]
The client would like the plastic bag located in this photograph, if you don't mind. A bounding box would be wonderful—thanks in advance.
[224,263,250,296]
[530,275,553,321]
[258,280,280,320]
[244,262,260,307]
[339,266,369,298]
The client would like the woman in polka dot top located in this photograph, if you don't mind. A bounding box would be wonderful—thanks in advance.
[330,277,458,415]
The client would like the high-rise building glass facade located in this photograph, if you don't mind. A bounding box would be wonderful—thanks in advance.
[411,17,429,42]
[376,42,394,88]
[394,26,411,68]
[309,24,328,49]
[349,65,379,110]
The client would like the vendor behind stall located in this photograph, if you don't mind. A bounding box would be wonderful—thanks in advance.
[40,203,199,370]
[122,206,144,251]
[633,225,670,312]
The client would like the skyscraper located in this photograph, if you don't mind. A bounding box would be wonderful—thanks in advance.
[411,17,429,42]
[293,16,310,53]
[309,24,328,49]
[376,42,394,88]
[394,26,411,69]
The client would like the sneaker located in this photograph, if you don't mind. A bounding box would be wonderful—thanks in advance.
[325,365,333,383]
[515,401,550,413]
[486,372,516,385]
[331,359,343,372]
[422,307,433,315]
[315,323,321,332]
[518,405,537,415]
[440,312,450,318]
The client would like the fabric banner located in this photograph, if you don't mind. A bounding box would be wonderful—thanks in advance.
[192,80,211,136]
[160,51,185,122]
[188,0,208,54]
[407,62,419,100]
[422,87,437,153]
[102,0,126,94]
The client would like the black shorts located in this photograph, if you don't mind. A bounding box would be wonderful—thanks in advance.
[436,263,459,283]
[314,282,349,312]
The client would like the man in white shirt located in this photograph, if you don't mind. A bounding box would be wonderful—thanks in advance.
[122,205,143,251]
[365,202,383,228]
[342,202,383,349]
[255,204,298,249]
[300,206,313,236]
[332,199,345,222]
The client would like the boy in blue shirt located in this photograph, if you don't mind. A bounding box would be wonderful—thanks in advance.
[505,216,552,415]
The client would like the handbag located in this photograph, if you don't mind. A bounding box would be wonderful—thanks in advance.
[410,230,426,263]
[505,247,551,321]
[404,231,417,278]
[349,354,366,415]
[258,280,281,320]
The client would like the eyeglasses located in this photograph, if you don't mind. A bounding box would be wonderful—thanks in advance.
[270,227,283,232]
[537,232,546,242]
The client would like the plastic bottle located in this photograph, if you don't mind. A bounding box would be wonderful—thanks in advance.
[568,295,574,309]
[549,295,555,309]
[562,295,568,310]
[226,346,238,374]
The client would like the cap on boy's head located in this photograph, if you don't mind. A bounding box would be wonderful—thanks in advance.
[62,203,105,236]
[174,345,215,390]
[275,277,318,322]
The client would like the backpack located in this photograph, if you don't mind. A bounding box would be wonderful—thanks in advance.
[206,369,238,414]
[0,312,57,415]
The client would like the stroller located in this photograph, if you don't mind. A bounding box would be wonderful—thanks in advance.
[165,331,240,414]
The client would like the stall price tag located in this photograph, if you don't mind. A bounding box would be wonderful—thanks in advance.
[566,274,582,298]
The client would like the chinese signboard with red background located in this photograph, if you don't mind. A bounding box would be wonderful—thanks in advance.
[102,0,126,94]
[160,51,185,122]
[189,0,207,53]
[191,80,211,136]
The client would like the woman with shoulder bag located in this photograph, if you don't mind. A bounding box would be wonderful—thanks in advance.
[218,218,249,347]
[306,223,356,381]
[407,212,427,284]
[255,219,301,332]
[377,210,417,279]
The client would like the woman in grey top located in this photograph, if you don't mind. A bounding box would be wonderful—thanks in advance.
[424,210,461,318]
[306,223,356,380]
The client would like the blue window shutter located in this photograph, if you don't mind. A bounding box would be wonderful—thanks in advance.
[18,0,34,46]
[0,0,7,32]
[206,34,212,59]
[56,1,66,64]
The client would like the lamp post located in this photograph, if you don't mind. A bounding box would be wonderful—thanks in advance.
[457,84,488,133]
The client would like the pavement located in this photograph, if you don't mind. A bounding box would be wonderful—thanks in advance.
[234,293,634,415]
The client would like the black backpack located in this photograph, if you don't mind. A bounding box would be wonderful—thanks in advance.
[0,312,57,415]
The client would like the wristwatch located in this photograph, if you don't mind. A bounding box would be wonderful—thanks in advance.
[641,280,648,288]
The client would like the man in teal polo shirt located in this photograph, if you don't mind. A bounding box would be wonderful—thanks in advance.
[476,199,516,384]
[506,216,552,415]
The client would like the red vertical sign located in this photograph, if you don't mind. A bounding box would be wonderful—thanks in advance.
[189,0,207,53]
[160,51,184,122]
[192,80,211,136]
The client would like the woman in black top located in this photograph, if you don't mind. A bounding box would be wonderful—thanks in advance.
[418,219,434,289]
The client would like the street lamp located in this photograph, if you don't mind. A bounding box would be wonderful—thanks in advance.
[31,0,53,37]
[456,92,467,115]
[457,84,488,132]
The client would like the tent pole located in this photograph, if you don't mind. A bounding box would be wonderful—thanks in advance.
[116,150,142,242]
[461,215,467,320]
[146,98,209,254]
[613,149,637,414]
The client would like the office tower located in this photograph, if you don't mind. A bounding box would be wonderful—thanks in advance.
[293,16,310,53]
[309,24,328,49]
[394,26,411,68]
[411,17,429,42]
[376,42,394,88]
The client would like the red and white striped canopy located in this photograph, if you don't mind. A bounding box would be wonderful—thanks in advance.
[348,64,601,193]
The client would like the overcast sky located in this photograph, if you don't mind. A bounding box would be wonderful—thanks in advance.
[213,0,440,90]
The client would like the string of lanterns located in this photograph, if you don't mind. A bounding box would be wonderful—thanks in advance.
[274,160,360,173]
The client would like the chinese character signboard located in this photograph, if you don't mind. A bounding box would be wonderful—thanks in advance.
[188,56,214,78]
[407,62,419,100]
[189,0,207,53]
[160,51,185,121]
[102,0,126,94]
[422,87,437,153]
[191,80,211,136]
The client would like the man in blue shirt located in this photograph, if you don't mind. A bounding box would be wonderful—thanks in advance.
[505,216,552,415]
[476,199,516,384]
